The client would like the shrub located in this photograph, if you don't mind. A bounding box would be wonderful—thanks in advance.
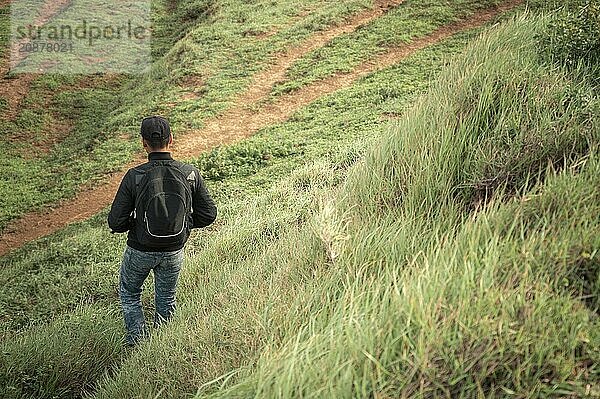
[526,0,590,12]
[195,140,298,181]
[538,1,600,69]
[177,0,218,23]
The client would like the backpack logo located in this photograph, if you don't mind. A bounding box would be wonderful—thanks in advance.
[134,164,192,248]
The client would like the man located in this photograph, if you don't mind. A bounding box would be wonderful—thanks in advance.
[108,115,217,346]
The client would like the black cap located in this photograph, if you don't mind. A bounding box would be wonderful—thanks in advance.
[140,115,171,141]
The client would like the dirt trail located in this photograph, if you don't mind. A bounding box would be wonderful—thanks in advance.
[176,0,523,157]
[0,0,523,257]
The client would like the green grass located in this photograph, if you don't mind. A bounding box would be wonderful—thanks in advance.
[0,4,10,57]
[1,308,124,398]
[108,0,375,133]
[95,15,599,398]
[270,0,505,96]
[209,154,599,398]
[0,74,131,228]
[0,25,484,399]
[0,0,401,231]
[0,14,479,336]
[2,10,599,398]
[194,28,478,200]
[0,0,467,334]
[0,4,16,123]
[150,0,217,58]
[0,0,521,231]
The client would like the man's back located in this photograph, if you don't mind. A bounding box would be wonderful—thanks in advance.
[108,152,217,252]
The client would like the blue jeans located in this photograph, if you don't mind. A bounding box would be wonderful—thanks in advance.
[119,246,184,345]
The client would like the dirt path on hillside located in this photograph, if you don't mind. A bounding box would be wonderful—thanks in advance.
[176,0,524,157]
[0,0,523,257]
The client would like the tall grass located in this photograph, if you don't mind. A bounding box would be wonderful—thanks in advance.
[0,308,123,398]
[199,15,599,397]
[2,10,598,399]
[92,14,598,398]
[0,19,484,399]
[215,156,599,398]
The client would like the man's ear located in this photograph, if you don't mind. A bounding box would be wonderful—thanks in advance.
[168,135,173,145]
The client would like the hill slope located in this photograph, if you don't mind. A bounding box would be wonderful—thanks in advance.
[0,2,598,398]
[96,12,598,399]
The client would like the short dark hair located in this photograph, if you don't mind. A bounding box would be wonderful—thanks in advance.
[144,136,170,150]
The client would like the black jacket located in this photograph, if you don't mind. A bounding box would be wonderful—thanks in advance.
[108,152,217,252]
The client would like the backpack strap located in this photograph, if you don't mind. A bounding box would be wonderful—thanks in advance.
[134,173,145,187]
[174,162,198,190]
[133,166,148,191]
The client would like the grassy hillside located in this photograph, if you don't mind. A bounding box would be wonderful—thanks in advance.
[0,1,600,399]
[93,14,599,398]
[0,23,487,398]
[0,0,514,230]
[1,1,598,398]
[0,0,379,229]
[270,0,505,96]
[0,23,480,335]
